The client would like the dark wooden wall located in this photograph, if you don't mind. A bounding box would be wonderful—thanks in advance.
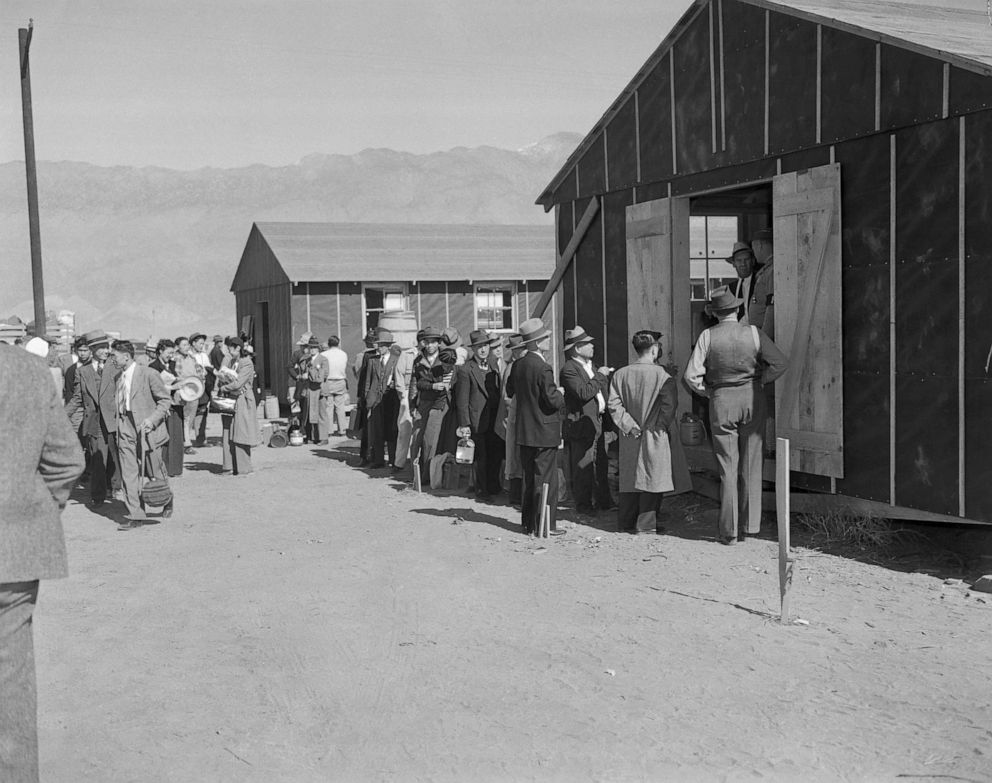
[235,283,291,403]
[546,0,992,520]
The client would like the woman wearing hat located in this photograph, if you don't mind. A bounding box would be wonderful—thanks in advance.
[684,286,788,544]
[409,325,454,486]
[217,337,260,475]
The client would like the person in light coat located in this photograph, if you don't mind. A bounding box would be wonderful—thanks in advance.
[217,336,260,475]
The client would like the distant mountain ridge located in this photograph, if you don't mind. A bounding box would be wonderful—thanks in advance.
[0,132,581,339]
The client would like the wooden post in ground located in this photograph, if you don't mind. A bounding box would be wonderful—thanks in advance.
[776,437,794,622]
[538,482,550,538]
[412,458,422,493]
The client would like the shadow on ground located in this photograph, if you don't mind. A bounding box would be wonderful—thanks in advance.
[411,506,522,535]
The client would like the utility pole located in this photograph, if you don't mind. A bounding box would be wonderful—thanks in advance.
[19,20,46,336]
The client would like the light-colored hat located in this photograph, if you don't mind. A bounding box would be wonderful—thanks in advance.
[440,327,461,348]
[25,336,49,357]
[730,241,754,259]
[518,318,550,345]
[375,329,395,345]
[83,329,110,349]
[705,286,744,314]
[564,326,594,350]
[297,331,313,346]
[171,376,205,403]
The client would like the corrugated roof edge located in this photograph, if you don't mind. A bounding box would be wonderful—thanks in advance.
[535,0,992,211]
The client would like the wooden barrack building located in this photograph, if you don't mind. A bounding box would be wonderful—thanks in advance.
[535,0,992,523]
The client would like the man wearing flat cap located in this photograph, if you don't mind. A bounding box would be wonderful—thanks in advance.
[64,330,122,507]
[506,318,566,535]
[684,286,788,544]
[455,329,503,499]
[560,326,614,515]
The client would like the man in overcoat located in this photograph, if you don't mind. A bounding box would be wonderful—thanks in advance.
[64,330,122,507]
[506,318,566,535]
[1,342,85,781]
[455,329,502,498]
[560,326,614,514]
[363,329,400,468]
[109,340,173,526]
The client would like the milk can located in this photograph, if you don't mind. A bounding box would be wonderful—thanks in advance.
[679,412,705,446]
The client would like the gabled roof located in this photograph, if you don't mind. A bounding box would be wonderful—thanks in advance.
[537,0,992,209]
[246,222,555,284]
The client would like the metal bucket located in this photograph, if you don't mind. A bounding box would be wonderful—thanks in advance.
[264,395,280,420]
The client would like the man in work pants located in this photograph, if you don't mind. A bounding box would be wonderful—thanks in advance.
[0,343,86,782]
[684,286,788,544]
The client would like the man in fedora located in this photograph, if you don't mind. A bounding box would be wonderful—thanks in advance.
[684,286,788,544]
[729,240,765,325]
[109,339,173,527]
[65,330,123,507]
[748,229,775,335]
[495,333,527,505]
[506,318,566,535]
[560,326,615,515]
[364,328,400,468]
[409,325,453,486]
[455,329,502,499]
[352,328,379,465]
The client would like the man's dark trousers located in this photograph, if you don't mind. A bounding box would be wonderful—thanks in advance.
[520,445,558,533]
[567,428,612,510]
[0,581,40,782]
[474,430,504,496]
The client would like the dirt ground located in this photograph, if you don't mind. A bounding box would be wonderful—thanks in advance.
[36,418,992,783]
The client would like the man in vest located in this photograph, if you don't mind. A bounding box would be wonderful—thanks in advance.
[684,286,788,544]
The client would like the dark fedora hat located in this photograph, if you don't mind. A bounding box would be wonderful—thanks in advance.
[441,327,461,348]
[468,329,492,348]
[306,336,322,348]
[421,324,442,341]
[752,228,773,242]
[564,325,594,350]
[518,317,550,345]
[705,285,744,313]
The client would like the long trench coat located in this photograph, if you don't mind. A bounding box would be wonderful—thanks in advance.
[608,362,691,494]
[220,357,260,446]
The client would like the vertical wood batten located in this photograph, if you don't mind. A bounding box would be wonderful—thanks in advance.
[958,116,966,516]
[306,282,312,332]
[634,91,642,182]
[943,63,951,119]
[601,203,608,365]
[709,1,718,154]
[603,131,610,192]
[718,0,726,151]
[444,281,450,327]
[875,43,881,132]
[764,9,770,156]
[815,25,822,145]
[889,133,897,506]
[670,48,678,175]
[335,283,341,337]
[572,201,579,324]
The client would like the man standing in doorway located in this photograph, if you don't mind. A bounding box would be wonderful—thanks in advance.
[560,326,614,515]
[110,340,173,527]
[506,318,566,536]
[684,287,788,544]
[729,241,760,325]
[748,228,775,335]
[0,342,85,782]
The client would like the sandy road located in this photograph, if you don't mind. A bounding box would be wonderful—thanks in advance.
[35,423,992,782]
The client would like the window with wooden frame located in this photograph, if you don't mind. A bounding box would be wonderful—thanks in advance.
[363,284,408,332]
[689,215,739,300]
[474,283,515,332]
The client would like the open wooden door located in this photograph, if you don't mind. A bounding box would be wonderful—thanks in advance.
[625,197,691,413]
[773,163,844,478]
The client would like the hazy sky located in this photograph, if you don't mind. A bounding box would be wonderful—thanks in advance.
[0,0,691,169]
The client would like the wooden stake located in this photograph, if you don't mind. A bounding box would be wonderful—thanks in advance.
[412,458,422,493]
[776,437,794,623]
[538,482,550,538]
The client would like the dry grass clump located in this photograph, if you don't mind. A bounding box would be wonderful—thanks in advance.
[796,511,925,551]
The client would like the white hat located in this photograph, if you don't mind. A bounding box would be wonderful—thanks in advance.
[25,337,49,357]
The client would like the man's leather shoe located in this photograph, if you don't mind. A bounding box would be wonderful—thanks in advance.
[162,503,174,519]
[118,519,144,531]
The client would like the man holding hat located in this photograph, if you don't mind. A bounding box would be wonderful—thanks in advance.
[363,328,400,468]
[560,326,615,514]
[608,330,679,534]
[455,329,502,499]
[409,325,453,486]
[64,330,122,507]
[684,286,788,544]
[506,318,566,535]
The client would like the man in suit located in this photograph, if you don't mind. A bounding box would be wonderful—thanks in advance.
[353,329,379,466]
[363,329,400,469]
[560,326,615,515]
[109,339,173,527]
[64,330,122,508]
[506,318,566,535]
[455,329,502,499]
[0,342,85,782]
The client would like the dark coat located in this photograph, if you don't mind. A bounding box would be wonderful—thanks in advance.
[560,357,610,442]
[506,351,565,448]
[364,352,399,409]
[454,357,500,434]
[64,359,120,438]
[411,353,454,410]
[0,344,85,581]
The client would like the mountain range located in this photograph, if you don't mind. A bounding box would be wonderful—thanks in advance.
[0,132,580,340]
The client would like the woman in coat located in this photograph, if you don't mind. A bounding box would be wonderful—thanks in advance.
[149,339,184,477]
[217,336,260,475]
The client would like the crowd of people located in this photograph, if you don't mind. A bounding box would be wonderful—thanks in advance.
[289,275,787,542]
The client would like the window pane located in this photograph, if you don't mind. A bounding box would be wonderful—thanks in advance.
[365,288,384,309]
[706,216,738,259]
[384,293,405,312]
[689,216,706,258]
